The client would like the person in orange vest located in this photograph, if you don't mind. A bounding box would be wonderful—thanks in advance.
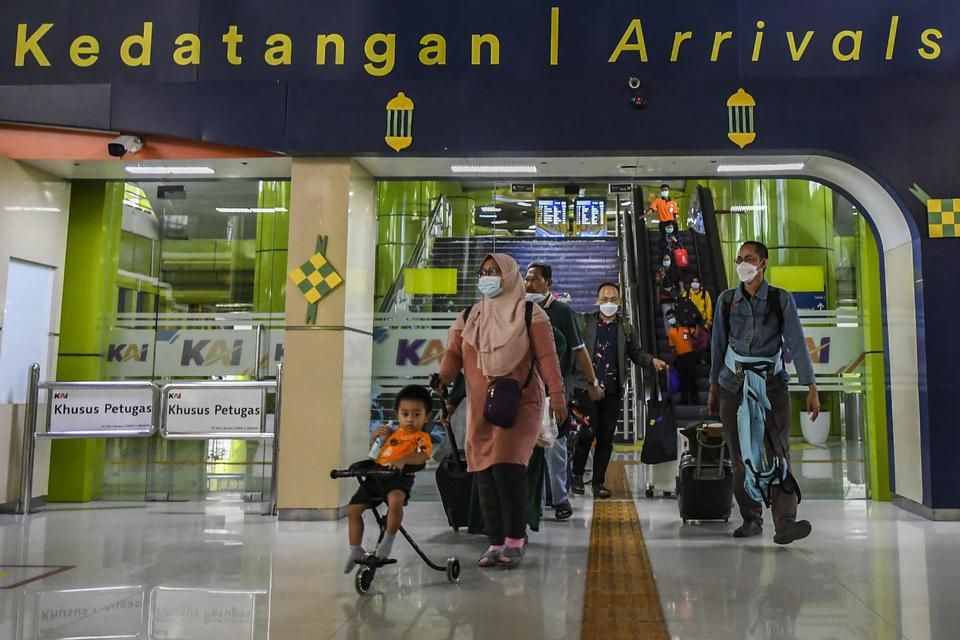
[644,183,680,234]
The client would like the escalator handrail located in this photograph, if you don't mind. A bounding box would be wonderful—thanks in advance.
[697,186,730,296]
[631,188,659,359]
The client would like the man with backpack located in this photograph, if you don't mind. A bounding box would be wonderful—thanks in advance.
[524,263,601,520]
[707,241,820,545]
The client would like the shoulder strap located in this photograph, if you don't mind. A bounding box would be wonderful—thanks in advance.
[722,289,734,338]
[767,286,784,331]
[463,304,475,322]
[525,300,533,332]
[522,301,537,389]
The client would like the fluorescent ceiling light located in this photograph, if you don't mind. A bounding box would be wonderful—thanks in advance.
[478,213,497,219]
[516,201,532,207]
[480,206,502,213]
[527,224,537,229]
[716,163,804,173]
[490,220,508,225]
[216,207,288,214]
[451,164,538,174]
[4,205,60,212]
[730,204,768,213]
[125,166,216,175]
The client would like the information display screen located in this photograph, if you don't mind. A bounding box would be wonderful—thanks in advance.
[575,199,606,226]
[536,198,568,226]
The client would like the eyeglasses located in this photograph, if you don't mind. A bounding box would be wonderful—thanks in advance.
[477,267,502,277]
[735,255,762,265]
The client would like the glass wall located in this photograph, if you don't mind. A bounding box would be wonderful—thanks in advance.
[51,179,289,505]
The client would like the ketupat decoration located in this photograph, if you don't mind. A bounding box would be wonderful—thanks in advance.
[290,235,343,324]
[909,183,960,239]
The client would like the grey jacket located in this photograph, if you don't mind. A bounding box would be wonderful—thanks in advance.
[571,313,654,392]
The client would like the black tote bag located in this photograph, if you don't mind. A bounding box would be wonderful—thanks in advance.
[640,369,678,464]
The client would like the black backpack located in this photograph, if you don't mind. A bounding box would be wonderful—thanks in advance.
[721,285,783,338]
[674,297,703,327]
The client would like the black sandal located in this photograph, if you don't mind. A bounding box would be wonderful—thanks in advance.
[555,503,573,520]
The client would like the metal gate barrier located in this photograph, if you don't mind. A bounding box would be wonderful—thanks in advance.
[17,362,284,516]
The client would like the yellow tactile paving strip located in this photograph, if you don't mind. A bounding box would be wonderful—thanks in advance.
[582,461,669,640]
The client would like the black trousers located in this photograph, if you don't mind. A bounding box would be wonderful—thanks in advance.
[475,463,528,544]
[572,389,622,486]
[675,352,699,403]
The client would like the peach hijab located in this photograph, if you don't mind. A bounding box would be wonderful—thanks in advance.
[461,253,532,378]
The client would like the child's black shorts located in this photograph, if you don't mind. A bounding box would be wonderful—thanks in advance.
[349,474,415,507]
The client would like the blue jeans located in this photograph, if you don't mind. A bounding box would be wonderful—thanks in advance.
[544,436,571,508]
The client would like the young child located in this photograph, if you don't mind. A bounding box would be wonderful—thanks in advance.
[344,385,433,573]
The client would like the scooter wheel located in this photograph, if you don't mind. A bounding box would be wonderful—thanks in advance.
[446,557,461,584]
[355,567,374,595]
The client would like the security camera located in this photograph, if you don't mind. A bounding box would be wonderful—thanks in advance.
[108,135,143,158]
[628,77,642,90]
[630,96,648,110]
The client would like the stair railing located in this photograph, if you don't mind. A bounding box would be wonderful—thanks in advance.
[379,195,452,313]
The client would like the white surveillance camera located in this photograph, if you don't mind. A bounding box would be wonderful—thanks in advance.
[108,135,143,158]
[628,77,642,90]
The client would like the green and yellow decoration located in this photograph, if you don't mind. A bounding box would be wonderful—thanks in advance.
[385,91,414,152]
[909,183,960,239]
[289,235,343,324]
[727,88,757,149]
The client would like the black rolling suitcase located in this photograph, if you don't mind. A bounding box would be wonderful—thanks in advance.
[435,419,472,531]
[677,423,734,523]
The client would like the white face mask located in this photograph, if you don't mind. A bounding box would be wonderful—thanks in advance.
[525,292,547,304]
[661,190,670,198]
[663,260,671,268]
[736,261,760,283]
[478,276,503,297]
[691,282,701,290]
[599,302,619,317]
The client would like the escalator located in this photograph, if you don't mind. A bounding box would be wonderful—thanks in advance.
[629,186,728,430]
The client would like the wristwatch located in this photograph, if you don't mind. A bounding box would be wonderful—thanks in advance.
[589,379,601,388]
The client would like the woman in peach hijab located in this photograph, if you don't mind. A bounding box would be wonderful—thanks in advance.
[438,253,567,568]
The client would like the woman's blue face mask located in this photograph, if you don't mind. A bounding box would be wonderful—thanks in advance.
[477,276,503,297]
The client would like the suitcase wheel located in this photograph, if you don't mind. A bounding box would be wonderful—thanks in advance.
[453,526,460,533]
[645,488,654,498]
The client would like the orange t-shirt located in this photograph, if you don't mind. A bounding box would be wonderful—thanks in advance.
[649,197,679,222]
[668,326,696,356]
[376,428,433,465]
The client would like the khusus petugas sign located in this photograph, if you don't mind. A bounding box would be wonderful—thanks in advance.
[48,387,154,434]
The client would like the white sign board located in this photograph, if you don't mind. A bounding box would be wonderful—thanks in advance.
[31,586,144,639]
[150,588,256,640]
[163,387,265,436]
[784,327,864,376]
[47,387,154,434]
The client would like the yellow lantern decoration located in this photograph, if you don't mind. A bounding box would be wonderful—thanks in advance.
[385,91,414,152]
[727,88,756,149]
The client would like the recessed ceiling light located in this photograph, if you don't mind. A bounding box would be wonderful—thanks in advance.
[516,201,532,207]
[490,220,508,225]
[730,204,768,213]
[716,163,804,173]
[216,207,288,214]
[4,206,60,212]
[451,164,538,174]
[125,166,216,175]
[478,213,497,219]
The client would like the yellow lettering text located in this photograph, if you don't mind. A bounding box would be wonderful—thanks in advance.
[364,33,395,76]
[918,27,943,60]
[608,19,648,63]
[786,31,814,61]
[751,20,765,62]
[832,29,863,61]
[265,33,292,66]
[120,22,153,67]
[471,34,500,65]
[711,31,733,62]
[670,32,692,62]
[69,35,99,68]
[886,16,899,60]
[419,33,447,65]
[316,34,345,65]
[173,33,201,66]
[15,23,53,67]
[222,25,244,65]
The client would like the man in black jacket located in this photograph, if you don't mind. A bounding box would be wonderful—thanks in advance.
[571,283,668,498]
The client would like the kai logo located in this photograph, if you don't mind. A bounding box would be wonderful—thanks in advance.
[168,392,182,400]
[396,339,445,366]
[107,343,150,363]
[53,392,68,399]
[180,339,243,367]
[784,337,831,364]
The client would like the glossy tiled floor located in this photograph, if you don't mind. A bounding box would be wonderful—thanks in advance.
[1,458,958,639]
